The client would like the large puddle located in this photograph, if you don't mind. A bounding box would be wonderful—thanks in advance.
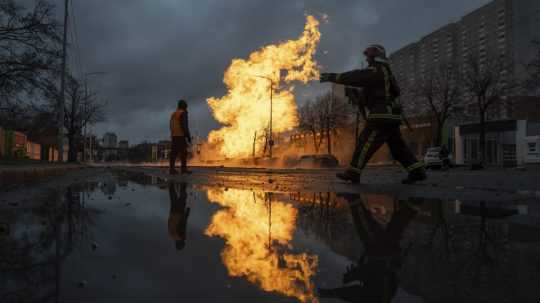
[1,172,539,302]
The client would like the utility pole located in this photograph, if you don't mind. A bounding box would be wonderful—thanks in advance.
[57,0,69,162]
[269,80,273,159]
[327,85,334,155]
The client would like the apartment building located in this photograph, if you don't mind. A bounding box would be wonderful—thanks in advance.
[389,0,540,165]
[390,0,540,118]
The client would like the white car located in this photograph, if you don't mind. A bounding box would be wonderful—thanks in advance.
[423,147,453,169]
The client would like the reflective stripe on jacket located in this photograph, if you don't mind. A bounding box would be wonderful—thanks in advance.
[333,62,403,124]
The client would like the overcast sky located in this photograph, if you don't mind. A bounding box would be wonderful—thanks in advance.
[50,0,491,144]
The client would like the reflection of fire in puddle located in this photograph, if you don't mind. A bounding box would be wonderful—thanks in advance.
[204,188,319,302]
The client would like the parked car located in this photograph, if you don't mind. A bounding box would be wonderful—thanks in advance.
[423,147,453,169]
[296,154,339,168]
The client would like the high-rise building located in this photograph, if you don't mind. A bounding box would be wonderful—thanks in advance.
[118,140,129,149]
[102,132,118,148]
[390,0,540,120]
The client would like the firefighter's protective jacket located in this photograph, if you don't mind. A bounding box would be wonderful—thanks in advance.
[333,62,402,124]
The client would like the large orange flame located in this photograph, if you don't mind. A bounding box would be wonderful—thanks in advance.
[207,16,321,159]
[204,188,319,302]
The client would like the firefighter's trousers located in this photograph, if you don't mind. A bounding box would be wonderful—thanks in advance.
[349,122,423,174]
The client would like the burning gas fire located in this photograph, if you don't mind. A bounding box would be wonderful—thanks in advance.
[204,188,318,302]
[207,15,321,159]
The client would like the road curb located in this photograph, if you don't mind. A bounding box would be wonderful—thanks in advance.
[0,165,88,187]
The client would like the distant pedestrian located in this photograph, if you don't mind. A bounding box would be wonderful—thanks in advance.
[169,99,192,175]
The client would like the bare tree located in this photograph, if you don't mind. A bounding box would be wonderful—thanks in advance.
[315,91,351,155]
[298,100,323,153]
[462,52,516,164]
[415,62,462,146]
[298,91,352,155]
[43,74,106,162]
[0,0,61,105]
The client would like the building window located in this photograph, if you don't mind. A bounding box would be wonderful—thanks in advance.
[528,143,538,154]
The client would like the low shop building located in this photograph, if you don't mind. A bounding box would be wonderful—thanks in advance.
[454,120,540,166]
[0,128,28,159]
[27,127,68,162]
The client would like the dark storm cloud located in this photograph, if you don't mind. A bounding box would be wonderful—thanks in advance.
[52,0,490,143]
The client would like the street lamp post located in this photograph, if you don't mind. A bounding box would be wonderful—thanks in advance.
[83,72,107,162]
[255,75,275,159]
[57,0,69,163]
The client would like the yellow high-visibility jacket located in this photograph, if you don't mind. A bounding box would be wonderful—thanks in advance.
[170,109,188,137]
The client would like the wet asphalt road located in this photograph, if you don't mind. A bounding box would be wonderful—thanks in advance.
[1,167,539,302]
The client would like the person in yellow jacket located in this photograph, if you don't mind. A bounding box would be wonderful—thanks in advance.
[169,99,192,175]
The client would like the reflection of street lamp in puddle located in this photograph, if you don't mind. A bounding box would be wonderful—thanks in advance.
[266,192,273,252]
[251,191,273,252]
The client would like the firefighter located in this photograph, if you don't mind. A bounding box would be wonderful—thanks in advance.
[168,181,190,250]
[169,99,192,175]
[320,44,426,184]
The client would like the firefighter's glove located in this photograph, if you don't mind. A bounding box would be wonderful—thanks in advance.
[320,73,337,83]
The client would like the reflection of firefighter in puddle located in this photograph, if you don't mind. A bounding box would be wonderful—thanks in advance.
[168,182,190,250]
[318,193,418,303]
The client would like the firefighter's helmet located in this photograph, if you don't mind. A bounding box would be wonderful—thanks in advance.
[363,44,387,61]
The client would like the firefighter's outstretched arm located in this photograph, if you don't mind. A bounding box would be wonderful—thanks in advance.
[320,68,380,87]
